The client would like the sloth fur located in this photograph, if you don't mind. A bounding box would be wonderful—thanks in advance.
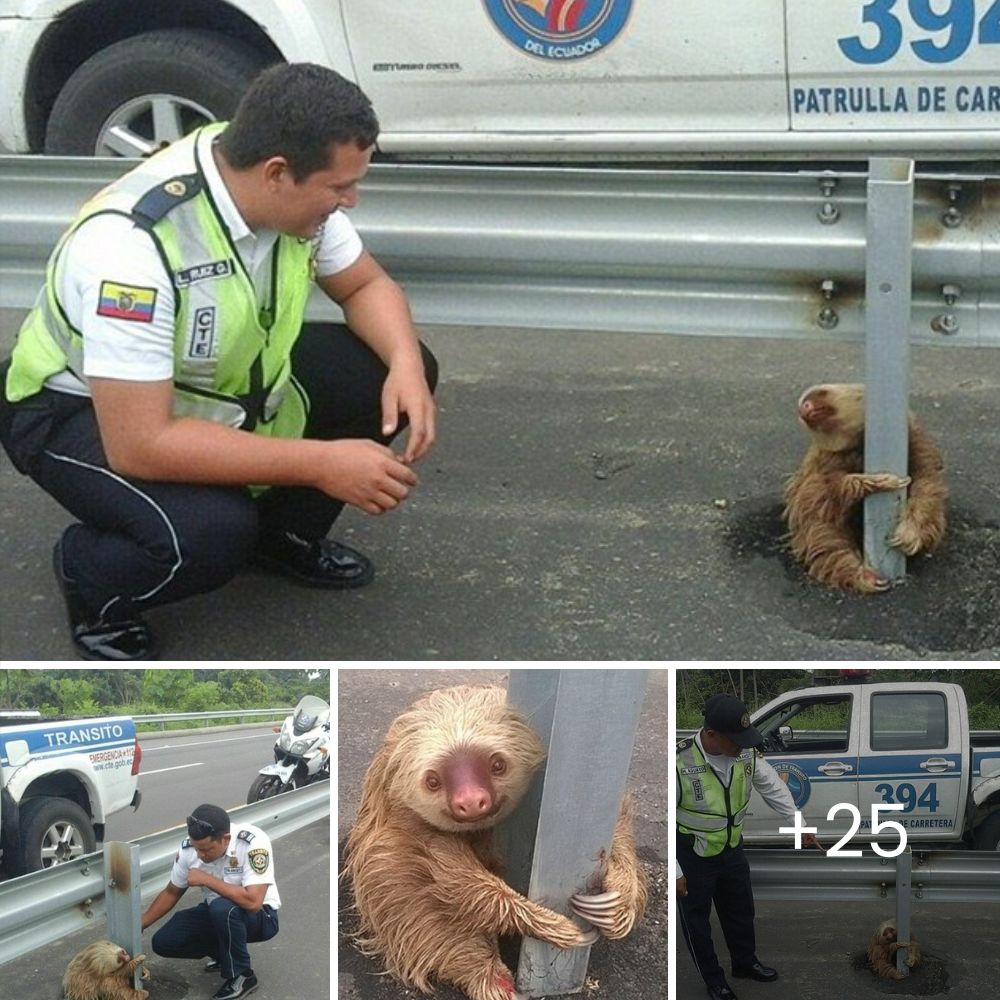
[62,939,149,1000]
[783,383,947,593]
[868,918,921,980]
[343,684,647,1000]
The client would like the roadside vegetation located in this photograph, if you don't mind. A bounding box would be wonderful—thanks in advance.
[0,668,329,729]
[678,668,1000,730]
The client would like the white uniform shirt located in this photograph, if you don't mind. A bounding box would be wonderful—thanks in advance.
[46,127,364,395]
[675,731,797,879]
[170,822,281,910]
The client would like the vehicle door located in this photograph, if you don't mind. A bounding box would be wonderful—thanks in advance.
[341,0,790,146]
[857,688,964,845]
[743,692,859,843]
[786,0,1000,133]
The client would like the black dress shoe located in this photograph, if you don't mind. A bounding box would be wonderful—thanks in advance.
[733,961,778,982]
[52,541,157,661]
[254,531,374,589]
[707,984,738,1000]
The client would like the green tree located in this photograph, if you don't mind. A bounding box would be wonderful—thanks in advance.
[181,681,223,713]
[52,677,99,716]
[142,669,194,708]
[230,675,269,707]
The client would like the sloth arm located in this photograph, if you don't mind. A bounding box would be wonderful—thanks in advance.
[423,835,595,948]
[571,796,647,938]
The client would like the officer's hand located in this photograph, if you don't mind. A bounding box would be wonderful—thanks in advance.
[676,875,688,898]
[802,832,825,852]
[380,360,437,464]
[316,439,418,515]
[186,868,210,887]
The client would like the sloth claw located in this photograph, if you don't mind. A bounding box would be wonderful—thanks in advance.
[572,889,620,906]
[571,891,622,928]
[571,890,626,933]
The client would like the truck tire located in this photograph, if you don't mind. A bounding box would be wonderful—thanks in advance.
[10,797,97,876]
[44,29,275,156]
[973,811,1000,851]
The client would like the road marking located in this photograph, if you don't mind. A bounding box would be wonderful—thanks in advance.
[141,733,278,753]
[141,762,205,776]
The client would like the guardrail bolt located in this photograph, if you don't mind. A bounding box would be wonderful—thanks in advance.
[931,283,961,335]
[817,202,840,225]
[942,182,963,228]
[817,174,840,225]
[817,279,839,329]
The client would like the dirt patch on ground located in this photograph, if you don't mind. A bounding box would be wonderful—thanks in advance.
[723,493,1000,655]
[848,950,952,995]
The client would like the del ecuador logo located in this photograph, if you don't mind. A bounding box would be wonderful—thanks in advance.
[483,0,631,61]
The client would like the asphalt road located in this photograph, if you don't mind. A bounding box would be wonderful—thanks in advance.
[2,313,999,660]
[337,667,668,1000]
[105,724,285,842]
[675,897,1000,999]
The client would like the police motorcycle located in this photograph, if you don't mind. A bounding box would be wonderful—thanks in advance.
[247,695,330,802]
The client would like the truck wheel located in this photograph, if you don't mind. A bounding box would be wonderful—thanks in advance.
[11,797,97,876]
[44,29,275,156]
[973,811,1000,851]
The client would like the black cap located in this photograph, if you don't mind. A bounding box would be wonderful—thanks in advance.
[186,804,231,840]
[703,694,763,749]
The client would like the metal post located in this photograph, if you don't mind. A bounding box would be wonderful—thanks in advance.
[895,848,913,978]
[864,157,914,583]
[104,842,144,990]
[501,669,648,997]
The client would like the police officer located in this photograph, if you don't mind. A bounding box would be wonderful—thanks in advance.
[676,694,822,1000]
[141,804,280,1000]
[0,62,437,660]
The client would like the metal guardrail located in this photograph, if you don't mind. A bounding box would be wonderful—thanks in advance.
[134,708,291,729]
[0,157,997,346]
[0,781,329,966]
[747,847,1000,903]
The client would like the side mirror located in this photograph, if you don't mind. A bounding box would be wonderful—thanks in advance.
[6,739,30,767]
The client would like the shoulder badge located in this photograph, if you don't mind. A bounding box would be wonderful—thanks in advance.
[676,736,693,751]
[247,847,270,875]
[237,829,255,843]
[132,172,203,225]
[180,837,191,849]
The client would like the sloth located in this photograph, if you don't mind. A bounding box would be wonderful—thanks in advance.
[783,383,947,593]
[342,684,647,1000]
[868,918,921,980]
[62,939,149,1000]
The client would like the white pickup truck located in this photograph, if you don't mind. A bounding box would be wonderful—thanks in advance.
[742,682,1000,851]
[0,711,142,877]
[0,0,997,161]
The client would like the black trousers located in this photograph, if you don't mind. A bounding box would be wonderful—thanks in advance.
[0,323,438,621]
[151,898,279,980]
[677,839,758,989]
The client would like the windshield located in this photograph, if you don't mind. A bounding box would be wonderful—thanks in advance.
[292,695,330,735]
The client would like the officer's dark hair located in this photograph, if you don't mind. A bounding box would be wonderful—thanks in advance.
[218,62,379,181]
[187,803,231,842]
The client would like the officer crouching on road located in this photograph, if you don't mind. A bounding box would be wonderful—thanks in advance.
[676,695,823,1000]
[141,804,279,1000]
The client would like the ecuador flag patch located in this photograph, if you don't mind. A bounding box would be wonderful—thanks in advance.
[97,281,157,322]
